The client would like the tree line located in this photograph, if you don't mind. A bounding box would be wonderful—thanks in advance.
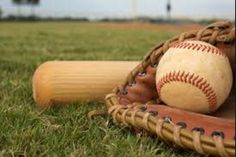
[0,0,40,19]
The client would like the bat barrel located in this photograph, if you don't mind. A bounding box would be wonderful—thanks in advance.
[32,61,139,107]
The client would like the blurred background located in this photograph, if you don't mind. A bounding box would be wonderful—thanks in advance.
[0,0,234,22]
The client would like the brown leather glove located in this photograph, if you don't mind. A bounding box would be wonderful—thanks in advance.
[105,21,235,157]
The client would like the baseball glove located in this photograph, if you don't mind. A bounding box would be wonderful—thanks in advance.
[105,21,235,157]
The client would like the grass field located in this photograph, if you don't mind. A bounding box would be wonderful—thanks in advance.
[0,22,202,157]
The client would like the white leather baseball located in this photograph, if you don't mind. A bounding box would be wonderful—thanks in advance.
[156,40,233,113]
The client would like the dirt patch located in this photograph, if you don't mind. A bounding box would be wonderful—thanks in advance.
[86,22,203,32]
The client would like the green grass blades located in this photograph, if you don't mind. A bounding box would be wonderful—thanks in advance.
[0,22,201,157]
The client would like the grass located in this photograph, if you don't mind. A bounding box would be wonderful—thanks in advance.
[0,21,201,157]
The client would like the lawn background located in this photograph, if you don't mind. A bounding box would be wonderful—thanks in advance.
[0,22,202,157]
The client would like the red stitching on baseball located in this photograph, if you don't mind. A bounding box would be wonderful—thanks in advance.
[171,41,226,57]
[157,71,217,112]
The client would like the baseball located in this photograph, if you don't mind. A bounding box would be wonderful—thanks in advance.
[156,40,233,113]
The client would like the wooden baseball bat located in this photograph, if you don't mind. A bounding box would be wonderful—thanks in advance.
[33,61,139,107]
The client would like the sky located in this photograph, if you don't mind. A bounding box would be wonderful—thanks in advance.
[0,0,235,20]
